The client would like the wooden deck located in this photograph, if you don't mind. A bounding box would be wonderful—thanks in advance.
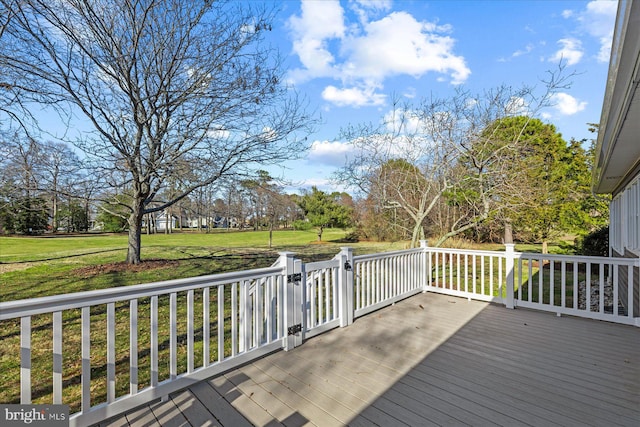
[100,292,640,427]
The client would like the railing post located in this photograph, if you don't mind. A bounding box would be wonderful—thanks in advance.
[339,247,354,327]
[420,240,429,293]
[280,252,302,351]
[505,243,515,309]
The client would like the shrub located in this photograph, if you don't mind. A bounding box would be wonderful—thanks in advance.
[575,226,609,257]
[291,219,312,231]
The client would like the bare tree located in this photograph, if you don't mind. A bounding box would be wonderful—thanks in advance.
[1,0,315,263]
[337,66,572,247]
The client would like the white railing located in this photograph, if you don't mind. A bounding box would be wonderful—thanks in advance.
[1,243,638,426]
[353,247,425,318]
[302,257,341,338]
[0,264,288,427]
[424,245,508,304]
[422,242,640,326]
[513,252,639,324]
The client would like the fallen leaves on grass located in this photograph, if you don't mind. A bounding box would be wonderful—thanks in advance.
[74,260,180,278]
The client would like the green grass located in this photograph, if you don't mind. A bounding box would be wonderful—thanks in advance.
[0,229,406,411]
[0,229,403,301]
[0,231,578,413]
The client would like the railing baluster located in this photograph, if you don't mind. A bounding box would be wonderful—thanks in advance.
[599,264,605,313]
[187,289,194,373]
[231,282,237,356]
[457,253,461,291]
[586,263,592,312]
[318,271,324,325]
[613,266,619,316]
[628,266,634,319]
[310,272,317,327]
[538,259,543,304]
[573,263,579,310]
[130,299,138,394]
[203,288,210,367]
[375,259,380,303]
[464,254,468,293]
[449,253,454,291]
[218,285,224,362]
[332,267,339,319]
[264,279,272,342]
[241,280,250,352]
[20,316,31,404]
[107,302,116,403]
[481,255,486,296]
[440,253,445,290]
[53,311,62,404]
[81,306,91,412]
[498,256,503,299]
[256,278,263,345]
[489,256,494,296]
[325,268,331,321]
[151,295,158,386]
[472,255,477,294]
[561,261,566,309]
[170,292,177,379]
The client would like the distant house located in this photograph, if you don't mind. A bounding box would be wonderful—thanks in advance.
[592,0,640,314]
[152,212,178,231]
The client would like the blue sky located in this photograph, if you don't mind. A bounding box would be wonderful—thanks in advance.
[268,0,618,192]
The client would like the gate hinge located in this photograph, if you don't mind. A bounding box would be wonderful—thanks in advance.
[287,273,302,283]
[288,324,302,335]
[344,261,352,271]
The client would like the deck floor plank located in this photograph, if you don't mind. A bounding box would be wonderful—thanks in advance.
[187,380,253,427]
[148,397,189,427]
[170,389,219,427]
[440,333,639,410]
[104,292,640,427]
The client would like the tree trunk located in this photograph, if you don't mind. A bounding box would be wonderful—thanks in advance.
[410,221,425,248]
[542,241,548,254]
[126,203,144,264]
[317,226,323,242]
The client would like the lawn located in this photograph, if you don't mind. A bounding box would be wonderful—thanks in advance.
[0,229,404,301]
[0,229,406,412]
[0,231,572,413]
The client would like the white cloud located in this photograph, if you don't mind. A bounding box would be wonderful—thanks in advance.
[307,140,354,166]
[551,93,587,115]
[287,1,470,107]
[287,0,345,81]
[322,85,387,107]
[512,43,534,58]
[383,108,425,135]
[341,12,469,84]
[580,0,618,62]
[561,9,574,19]
[207,125,230,139]
[506,97,530,116]
[349,0,392,24]
[549,38,584,65]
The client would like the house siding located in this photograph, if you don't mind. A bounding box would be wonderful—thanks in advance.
[609,171,640,317]
[611,248,640,317]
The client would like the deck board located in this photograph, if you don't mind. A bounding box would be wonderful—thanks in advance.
[101,292,640,427]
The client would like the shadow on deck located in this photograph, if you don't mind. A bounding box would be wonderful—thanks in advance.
[100,292,640,427]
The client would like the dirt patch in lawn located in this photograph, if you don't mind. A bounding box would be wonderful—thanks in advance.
[0,262,37,274]
[74,259,180,278]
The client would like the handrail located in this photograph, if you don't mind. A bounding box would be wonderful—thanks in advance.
[0,265,284,320]
[353,247,422,262]
[1,244,638,427]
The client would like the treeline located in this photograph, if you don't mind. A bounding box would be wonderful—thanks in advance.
[0,136,355,240]
[334,85,610,250]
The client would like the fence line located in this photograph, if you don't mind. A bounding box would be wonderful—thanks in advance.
[1,243,638,426]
